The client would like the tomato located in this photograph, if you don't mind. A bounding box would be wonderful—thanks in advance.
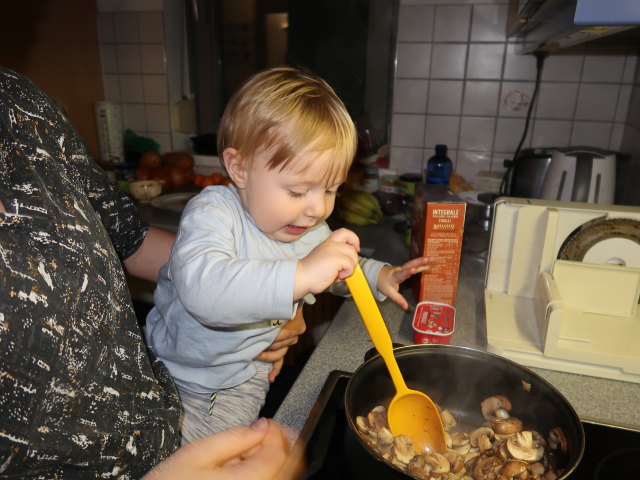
[201,176,216,187]
[168,166,187,189]
[211,172,223,185]
[183,167,196,184]
[135,167,152,181]
[139,151,162,169]
[194,174,205,187]
[151,166,172,191]
[163,152,195,169]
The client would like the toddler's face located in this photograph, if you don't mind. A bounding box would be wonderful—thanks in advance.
[240,148,344,242]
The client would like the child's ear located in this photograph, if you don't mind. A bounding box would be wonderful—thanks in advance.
[222,148,247,188]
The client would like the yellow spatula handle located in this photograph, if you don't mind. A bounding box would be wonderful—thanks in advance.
[345,265,408,392]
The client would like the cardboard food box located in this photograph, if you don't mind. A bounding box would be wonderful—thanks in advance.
[410,184,466,306]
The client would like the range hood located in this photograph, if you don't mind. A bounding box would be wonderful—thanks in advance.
[508,0,640,53]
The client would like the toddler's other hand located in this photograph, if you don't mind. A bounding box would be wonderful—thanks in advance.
[377,256,433,310]
[295,228,360,299]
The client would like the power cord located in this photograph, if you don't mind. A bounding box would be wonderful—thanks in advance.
[499,50,549,196]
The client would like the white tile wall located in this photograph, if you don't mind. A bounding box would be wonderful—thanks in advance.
[391,0,640,185]
[97,10,172,153]
[96,0,640,187]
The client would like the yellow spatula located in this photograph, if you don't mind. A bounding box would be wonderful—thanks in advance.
[345,265,446,454]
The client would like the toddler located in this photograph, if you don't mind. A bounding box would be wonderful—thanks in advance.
[145,66,430,443]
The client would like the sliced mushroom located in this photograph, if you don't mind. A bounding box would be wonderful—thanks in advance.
[392,434,415,466]
[547,427,568,455]
[472,455,502,480]
[448,430,470,455]
[481,395,512,420]
[507,431,544,463]
[444,430,453,449]
[530,462,546,475]
[355,415,377,442]
[470,426,495,451]
[367,405,389,430]
[377,426,394,446]
[440,408,457,429]
[446,451,466,476]
[424,452,451,474]
[406,455,426,478]
[544,470,559,480]
[501,459,529,478]
[496,440,511,462]
[492,416,524,435]
[463,449,482,465]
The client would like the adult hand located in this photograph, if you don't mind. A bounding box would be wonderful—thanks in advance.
[376,256,433,310]
[255,307,307,382]
[143,418,305,480]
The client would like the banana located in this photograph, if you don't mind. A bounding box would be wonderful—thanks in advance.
[339,190,383,220]
[337,208,379,225]
[338,197,376,218]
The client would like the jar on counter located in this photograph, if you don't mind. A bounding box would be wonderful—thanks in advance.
[379,174,401,194]
[398,173,422,197]
[362,166,379,193]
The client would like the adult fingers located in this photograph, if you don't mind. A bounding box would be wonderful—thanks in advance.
[142,422,269,480]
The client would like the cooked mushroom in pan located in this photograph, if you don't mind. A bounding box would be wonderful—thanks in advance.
[355,394,568,480]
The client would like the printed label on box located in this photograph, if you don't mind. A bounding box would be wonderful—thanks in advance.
[411,200,466,305]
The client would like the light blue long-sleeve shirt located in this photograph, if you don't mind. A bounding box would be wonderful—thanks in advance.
[145,185,387,393]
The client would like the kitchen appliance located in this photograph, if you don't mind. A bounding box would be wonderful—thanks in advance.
[508,147,554,199]
[540,147,617,204]
[343,344,584,479]
[484,197,640,383]
[299,369,639,479]
[507,0,640,53]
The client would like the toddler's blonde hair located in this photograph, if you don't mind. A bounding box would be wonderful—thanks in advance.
[217,66,357,186]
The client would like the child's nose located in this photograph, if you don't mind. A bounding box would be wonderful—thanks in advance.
[305,194,326,218]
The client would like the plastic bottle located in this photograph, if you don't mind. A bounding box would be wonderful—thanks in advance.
[426,144,453,184]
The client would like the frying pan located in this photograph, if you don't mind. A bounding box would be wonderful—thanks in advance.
[344,344,585,479]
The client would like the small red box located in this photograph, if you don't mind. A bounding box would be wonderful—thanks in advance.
[412,301,455,344]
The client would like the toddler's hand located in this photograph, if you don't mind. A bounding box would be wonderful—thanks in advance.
[377,256,433,309]
[294,228,360,300]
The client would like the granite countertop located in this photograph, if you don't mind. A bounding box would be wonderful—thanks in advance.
[273,222,640,441]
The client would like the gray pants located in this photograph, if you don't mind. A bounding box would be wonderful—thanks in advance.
[176,362,272,445]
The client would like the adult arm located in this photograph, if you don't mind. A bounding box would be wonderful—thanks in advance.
[123,226,176,282]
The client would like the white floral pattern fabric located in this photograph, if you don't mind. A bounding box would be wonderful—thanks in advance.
[0,68,181,479]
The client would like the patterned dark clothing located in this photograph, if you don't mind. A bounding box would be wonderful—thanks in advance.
[0,68,181,478]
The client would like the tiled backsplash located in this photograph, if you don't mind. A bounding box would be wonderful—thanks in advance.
[97,0,640,189]
[391,0,640,185]
[97,10,173,153]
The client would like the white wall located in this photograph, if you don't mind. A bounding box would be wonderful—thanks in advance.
[95,0,640,194]
[390,0,640,186]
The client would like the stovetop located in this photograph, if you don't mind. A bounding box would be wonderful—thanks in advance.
[299,371,640,479]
